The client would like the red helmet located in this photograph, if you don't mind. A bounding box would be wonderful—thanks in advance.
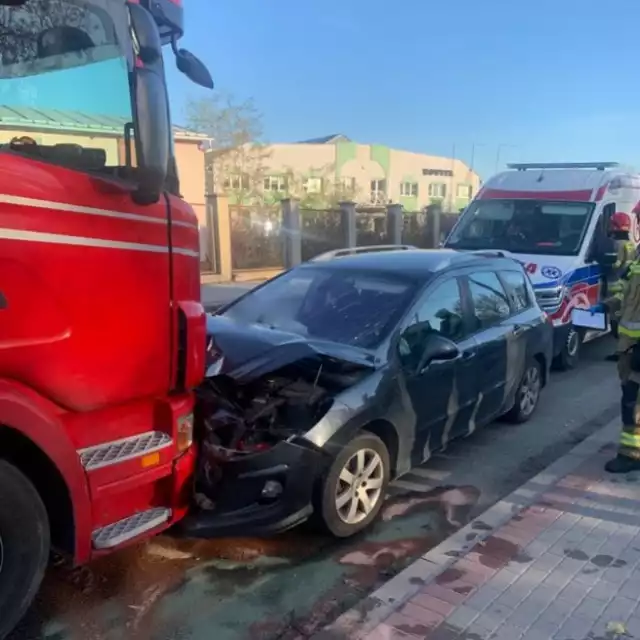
[610,212,631,233]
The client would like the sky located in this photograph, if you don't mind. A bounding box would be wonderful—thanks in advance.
[162,0,640,180]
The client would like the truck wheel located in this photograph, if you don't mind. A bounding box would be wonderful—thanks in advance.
[0,461,50,639]
[317,433,390,538]
[553,326,581,371]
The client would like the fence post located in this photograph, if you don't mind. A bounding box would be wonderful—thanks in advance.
[281,198,302,268]
[339,201,357,248]
[386,203,404,245]
[206,193,232,281]
[425,203,442,248]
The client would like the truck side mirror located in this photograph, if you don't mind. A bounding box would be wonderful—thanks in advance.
[128,3,169,204]
[172,41,213,89]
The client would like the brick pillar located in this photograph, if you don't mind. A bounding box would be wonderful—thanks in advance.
[386,203,404,245]
[340,201,357,248]
[206,193,232,281]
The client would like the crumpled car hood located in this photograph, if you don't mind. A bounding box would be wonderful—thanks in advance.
[205,315,377,382]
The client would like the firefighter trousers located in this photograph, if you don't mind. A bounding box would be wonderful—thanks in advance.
[617,348,640,460]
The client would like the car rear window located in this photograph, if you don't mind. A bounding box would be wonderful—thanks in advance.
[222,266,418,349]
[500,269,532,313]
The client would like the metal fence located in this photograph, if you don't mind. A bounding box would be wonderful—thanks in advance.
[229,205,284,269]
[300,209,343,262]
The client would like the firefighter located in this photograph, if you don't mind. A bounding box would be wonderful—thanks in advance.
[604,251,640,473]
[605,213,636,362]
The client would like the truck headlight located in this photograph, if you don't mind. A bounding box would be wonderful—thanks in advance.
[177,413,194,452]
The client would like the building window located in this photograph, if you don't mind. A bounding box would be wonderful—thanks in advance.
[223,174,249,190]
[457,184,472,199]
[400,182,418,197]
[303,177,323,194]
[371,179,387,204]
[428,183,447,198]
[337,176,356,192]
[263,176,287,192]
[423,168,453,177]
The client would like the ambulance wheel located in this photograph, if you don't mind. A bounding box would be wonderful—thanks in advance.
[553,326,581,371]
[0,461,50,639]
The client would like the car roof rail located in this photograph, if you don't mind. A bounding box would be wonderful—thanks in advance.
[467,249,511,259]
[309,244,418,262]
[507,161,619,172]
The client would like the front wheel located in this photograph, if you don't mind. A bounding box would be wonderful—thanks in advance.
[553,325,581,371]
[317,433,390,538]
[0,461,50,639]
[503,360,543,424]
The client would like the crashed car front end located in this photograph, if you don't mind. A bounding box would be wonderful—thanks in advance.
[177,316,377,537]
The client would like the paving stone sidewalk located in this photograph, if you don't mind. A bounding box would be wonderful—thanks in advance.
[315,419,640,640]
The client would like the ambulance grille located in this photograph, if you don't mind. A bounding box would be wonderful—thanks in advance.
[78,431,173,471]
[534,286,565,314]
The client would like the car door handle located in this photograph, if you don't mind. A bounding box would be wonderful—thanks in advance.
[460,350,476,361]
[512,324,526,337]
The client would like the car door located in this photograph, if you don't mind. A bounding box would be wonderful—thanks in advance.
[498,268,538,408]
[398,276,479,463]
[465,270,514,425]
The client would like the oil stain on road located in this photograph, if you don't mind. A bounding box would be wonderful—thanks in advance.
[9,485,480,640]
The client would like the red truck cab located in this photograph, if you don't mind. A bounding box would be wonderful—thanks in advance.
[0,0,212,635]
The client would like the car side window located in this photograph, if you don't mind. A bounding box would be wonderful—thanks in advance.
[500,270,532,313]
[468,271,511,330]
[399,277,465,369]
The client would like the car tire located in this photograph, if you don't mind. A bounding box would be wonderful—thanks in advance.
[0,461,50,639]
[317,433,390,538]
[553,325,581,371]
[503,359,543,424]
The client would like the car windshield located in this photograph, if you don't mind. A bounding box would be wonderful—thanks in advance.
[221,266,419,349]
[446,199,594,256]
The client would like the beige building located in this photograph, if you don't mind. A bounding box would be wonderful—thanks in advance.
[212,134,481,212]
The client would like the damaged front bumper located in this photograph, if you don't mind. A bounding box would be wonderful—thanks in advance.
[175,437,330,538]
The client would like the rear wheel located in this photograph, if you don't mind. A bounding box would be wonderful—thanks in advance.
[0,461,50,639]
[553,326,581,371]
[317,433,390,538]
[503,360,543,424]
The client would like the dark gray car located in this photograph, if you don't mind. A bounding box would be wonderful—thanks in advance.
[179,249,553,539]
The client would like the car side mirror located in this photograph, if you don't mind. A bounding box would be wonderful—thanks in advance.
[417,334,460,373]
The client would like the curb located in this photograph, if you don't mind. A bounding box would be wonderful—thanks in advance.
[312,418,619,639]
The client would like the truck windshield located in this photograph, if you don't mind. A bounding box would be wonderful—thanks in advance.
[446,199,595,256]
[0,0,135,175]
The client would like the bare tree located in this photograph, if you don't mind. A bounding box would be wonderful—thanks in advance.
[186,93,271,204]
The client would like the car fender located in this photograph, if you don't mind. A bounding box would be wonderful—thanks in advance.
[0,378,92,563]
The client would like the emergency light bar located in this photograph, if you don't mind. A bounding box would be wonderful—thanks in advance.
[507,162,620,171]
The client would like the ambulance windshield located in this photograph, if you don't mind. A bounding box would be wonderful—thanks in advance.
[446,199,594,256]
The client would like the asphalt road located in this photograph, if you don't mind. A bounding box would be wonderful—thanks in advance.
[10,333,620,640]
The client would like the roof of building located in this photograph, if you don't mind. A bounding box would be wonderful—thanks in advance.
[298,248,513,279]
[296,134,351,144]
[0,105,205,141]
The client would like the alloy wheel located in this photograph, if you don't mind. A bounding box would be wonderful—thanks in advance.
[335,448,385,525]
[519,365,541,417]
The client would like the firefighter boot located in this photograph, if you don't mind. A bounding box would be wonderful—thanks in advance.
[605,454,640,473]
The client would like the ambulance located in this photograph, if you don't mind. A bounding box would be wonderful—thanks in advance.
[443,162,640,369]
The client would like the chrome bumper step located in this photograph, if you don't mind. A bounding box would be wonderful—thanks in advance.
[92,507,172,549]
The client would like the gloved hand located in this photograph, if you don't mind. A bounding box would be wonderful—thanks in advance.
[590,302,607,314]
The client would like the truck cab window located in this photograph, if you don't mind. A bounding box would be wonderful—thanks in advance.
[0,0,141,178]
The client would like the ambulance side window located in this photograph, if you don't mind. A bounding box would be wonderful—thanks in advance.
[589,203,615,260]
